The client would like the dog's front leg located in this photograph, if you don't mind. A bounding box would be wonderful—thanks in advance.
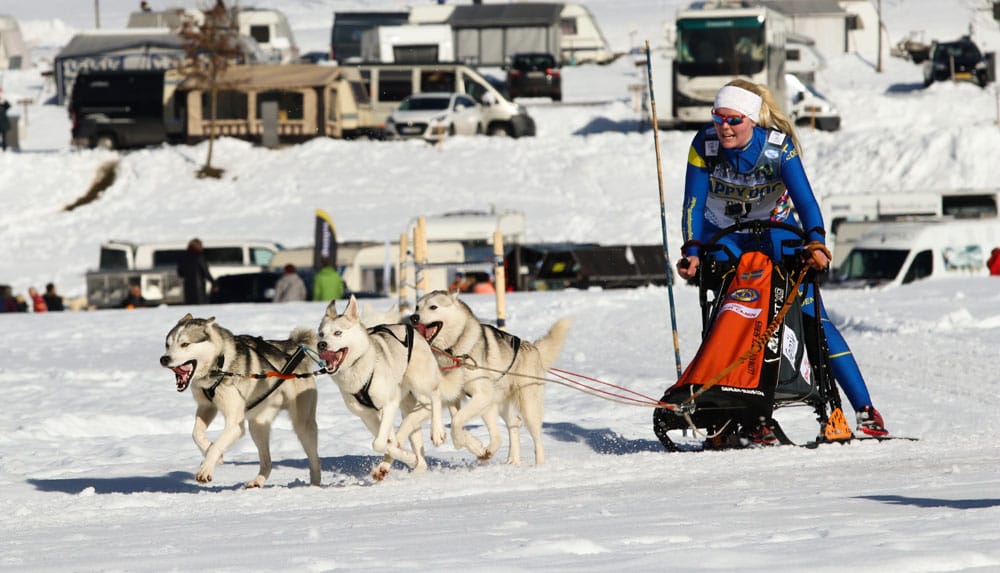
[192,403,218,459]
[197,397,246,484]
[450,379,494,460]
[429,389,446,447]
[372,401,417,468]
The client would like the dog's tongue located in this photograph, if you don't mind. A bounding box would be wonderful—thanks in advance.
[414,323,431,339]
[171,363,194,392]
[319,348,347,372]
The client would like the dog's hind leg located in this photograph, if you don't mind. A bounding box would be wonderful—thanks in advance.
[397,394,428,472]
[290,388,322,486]
[517,381,546,466]
[498,400,523,465]
[449,380,494,460]
[246,418,273,488]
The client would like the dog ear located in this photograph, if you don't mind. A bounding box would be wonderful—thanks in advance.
[178,313,194,324]
[325,299,338,318]
[206,316,215,325]
[345,295,359,322]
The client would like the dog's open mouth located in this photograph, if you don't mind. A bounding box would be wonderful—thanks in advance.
[414,321,442,344]
[319,348,348,373]
[168,360,196,392]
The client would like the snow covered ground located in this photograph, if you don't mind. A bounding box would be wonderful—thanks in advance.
[2,1,1000,571]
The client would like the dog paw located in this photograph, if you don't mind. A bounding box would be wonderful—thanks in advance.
[195,470,213,484]
[244,477,266,488]
[478,449,494,462]
[371,464,391,481]
[431,429,447,447]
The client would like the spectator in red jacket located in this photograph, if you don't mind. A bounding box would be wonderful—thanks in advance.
[987,247,1000,276]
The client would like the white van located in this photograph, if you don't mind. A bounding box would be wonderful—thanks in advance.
[86,239,282,308]
[354,62,536,137]
[785,73,840,131]
[833,219,1000,287]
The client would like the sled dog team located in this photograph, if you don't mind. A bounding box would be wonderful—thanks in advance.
[160,290,572,487]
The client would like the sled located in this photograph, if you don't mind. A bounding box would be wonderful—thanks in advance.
[653,221,853,451]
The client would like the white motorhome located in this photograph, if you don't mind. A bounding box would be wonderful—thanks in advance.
[0,14,31,70]
[822,190,1000,269]
[833,219,1000,288]
[558,3,614,64]
[237,7,298,64]
[360,24,453,63]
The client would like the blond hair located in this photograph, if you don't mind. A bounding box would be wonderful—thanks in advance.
[725,78,801,155]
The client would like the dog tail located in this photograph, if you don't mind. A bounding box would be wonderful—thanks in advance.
[289,327,317,348]
[533,317,573,371]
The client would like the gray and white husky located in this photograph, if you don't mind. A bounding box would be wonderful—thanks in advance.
[318,295,461,480]
[409,290,572,465]
[160,314,321,488]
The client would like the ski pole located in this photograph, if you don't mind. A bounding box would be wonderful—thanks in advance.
[644,40,684,379]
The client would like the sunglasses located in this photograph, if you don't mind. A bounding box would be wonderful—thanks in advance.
[711,111,748,126]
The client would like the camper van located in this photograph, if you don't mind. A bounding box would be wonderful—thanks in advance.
[360,24,454,63]
[822,190,1000,269]
[355,63,535,137]
[833,219,1000,288]
[237,7,298,64]
[0,14,31,70]
[331,11,410,63]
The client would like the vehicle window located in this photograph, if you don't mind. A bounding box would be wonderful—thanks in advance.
[202,90,248,120]
[204,247,245,265]
[257,90,305,120]
[513,54,556,71]
[349,80,370,105]
[463,75,488,103]
[421,70,455,93]
[839,248,908,281]
[152,249,186,268]
[902,250,933,284]
[395,45,439,64]
[400,96,450,111]
[560,17,578,36]
[251,248,275,266]
[378,70,413,102]
[456,95,476,108]
[250,25,270,44]
[99,248,129,270]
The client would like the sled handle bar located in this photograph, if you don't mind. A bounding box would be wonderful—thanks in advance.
[704,220,809,247]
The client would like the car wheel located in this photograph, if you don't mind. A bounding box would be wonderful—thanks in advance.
[476,123,483,135]
[449,124,456,136]
[95,134,117,150]
[488,124,511,137]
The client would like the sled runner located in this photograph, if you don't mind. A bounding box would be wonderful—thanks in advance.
[653,221,853,451]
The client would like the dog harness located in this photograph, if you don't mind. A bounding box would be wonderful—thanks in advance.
[352,324,416,411]
[205,337,307,411]
[438,324,522,383]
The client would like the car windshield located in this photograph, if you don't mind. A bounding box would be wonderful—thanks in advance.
[399,97,450,111]
[513,55,556,70]
[936,42,982,62]
[837,248,909,281]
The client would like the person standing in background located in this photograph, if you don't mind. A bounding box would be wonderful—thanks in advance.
[43,283,65,311]
[177,238,214,305]
[312,259,344,301]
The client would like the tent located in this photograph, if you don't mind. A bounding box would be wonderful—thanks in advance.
[447,3,563,66]
[54,30,184,105]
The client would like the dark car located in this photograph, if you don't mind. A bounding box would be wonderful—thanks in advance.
[506,52,562,101]
[923,38,989,87]
[69,70,169,149]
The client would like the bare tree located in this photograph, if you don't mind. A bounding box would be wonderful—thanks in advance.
[178,0,242,178]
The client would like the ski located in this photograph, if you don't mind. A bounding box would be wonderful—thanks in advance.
[800,435,920,449]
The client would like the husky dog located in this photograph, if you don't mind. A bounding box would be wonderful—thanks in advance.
[160,314,321,488]
[409,290,572,465]
[318,295,461,480]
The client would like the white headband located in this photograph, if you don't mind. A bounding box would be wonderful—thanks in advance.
[714,86,762,123]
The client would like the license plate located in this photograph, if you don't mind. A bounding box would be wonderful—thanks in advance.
[955,72,973,79]
[527,71,545,78]
[400,126,422,135]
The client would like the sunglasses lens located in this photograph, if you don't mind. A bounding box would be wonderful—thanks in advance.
[712,113,744,126]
